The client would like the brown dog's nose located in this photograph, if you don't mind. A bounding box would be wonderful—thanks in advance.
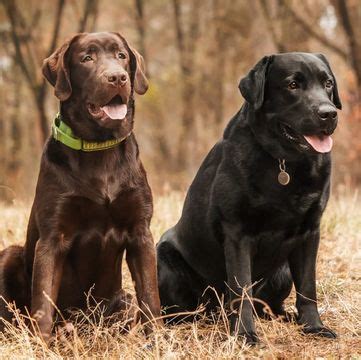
[106,72,128,86]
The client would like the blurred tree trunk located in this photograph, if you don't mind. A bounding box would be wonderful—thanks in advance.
[7,63,23,186]
[279,0,347,58]
[261,0,310,53]
[132,0,172,163]
[2,0,100,151]
[211,0,227,129]
[259,0,287,52]
[280,0,360,94]
[2,0,66,148]
[172,0,201,170]
[78,0,99,33]
[331,0,361,95]
[134,0,148,66]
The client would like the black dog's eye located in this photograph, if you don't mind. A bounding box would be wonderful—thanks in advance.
[82,55,93,62]
[118,52,126,59]
[288,81,299,90]
[325,79,333,88]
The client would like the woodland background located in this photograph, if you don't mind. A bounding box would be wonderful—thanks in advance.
[0,2,360,357]
[0,0,360,201]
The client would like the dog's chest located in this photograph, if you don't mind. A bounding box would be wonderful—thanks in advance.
[250,160,327,217]
[89,172,122,202]
[57,183,147,238]
[53,149,151,238]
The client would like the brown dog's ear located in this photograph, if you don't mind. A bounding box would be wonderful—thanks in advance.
[314,53,342,110]
[129,46,149,95]
[239,55,274,110]
[42,34,81,101]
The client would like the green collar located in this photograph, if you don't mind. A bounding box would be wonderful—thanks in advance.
[51,113,129,152]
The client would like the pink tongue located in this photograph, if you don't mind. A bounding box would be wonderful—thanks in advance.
[303,135,333,153]
[100,104,127,120]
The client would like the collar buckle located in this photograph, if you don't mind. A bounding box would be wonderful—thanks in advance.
[52,123,59,141]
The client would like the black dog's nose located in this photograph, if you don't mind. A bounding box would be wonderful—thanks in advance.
[106,72,128,86]
[317,104,337,121]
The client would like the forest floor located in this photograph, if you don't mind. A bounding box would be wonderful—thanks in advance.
[0,190,360,359]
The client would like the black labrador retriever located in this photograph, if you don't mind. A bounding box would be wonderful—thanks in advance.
[157,53,341,344]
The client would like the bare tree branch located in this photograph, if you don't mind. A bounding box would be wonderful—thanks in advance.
[172,0,202,168]
[258,0,287,52]
[279,0,348,60]
[48,0,66,56]
[1,0,68,144]
[134,0,148,65]
[332,0,361,87]
[172,0,186,66]
[2,0,38,92]
[78,0,99,33]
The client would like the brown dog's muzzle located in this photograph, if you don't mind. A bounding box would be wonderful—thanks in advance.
[86,67,132,121]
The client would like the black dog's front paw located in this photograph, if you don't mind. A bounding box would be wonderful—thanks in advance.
[238,331,260,345]
[302,326,337,339]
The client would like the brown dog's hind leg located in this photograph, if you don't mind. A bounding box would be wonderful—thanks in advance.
[0,245,30,331]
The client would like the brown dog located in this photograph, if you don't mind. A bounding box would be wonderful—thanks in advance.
[0,32,161,341]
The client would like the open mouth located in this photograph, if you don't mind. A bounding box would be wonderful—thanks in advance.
[88,95,128,121]
[280,123,333,153]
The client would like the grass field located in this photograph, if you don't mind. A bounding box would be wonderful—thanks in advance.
[0,190,360,359]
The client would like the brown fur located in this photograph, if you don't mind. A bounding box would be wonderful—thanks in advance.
[0,32,161,341]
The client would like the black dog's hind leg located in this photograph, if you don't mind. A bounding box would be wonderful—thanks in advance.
[253,262,293,320]
[157,231,205,323]
[222,224,259,345]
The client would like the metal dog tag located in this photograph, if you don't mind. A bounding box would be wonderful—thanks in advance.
[278,170,290,185]
[278,159,290,185]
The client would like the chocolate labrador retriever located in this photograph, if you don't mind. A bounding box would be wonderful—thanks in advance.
[0,32,161,341]
[157,53,341,344]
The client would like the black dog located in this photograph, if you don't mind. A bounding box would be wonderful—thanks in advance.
[157,53,341,344]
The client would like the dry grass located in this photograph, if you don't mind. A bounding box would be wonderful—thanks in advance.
[0,190,360,359]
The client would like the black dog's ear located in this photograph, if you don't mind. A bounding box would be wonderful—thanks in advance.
[315,53,342,110]
[239,55,274,110]
[42,34,82,101]
[112,32,149,95]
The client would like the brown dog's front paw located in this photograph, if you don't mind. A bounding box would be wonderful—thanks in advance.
[33,331,52,346]
[142,318,163,337]
[302,326,337,339]
[238,331,260,346]
[31,311,53,344]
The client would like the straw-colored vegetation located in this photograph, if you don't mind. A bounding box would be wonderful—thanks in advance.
[0,190,360,359]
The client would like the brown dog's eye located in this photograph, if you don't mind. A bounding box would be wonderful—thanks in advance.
[325,79,333,88]
[288,81,299,90]
[118,52,126,59]
[82,55,93,62]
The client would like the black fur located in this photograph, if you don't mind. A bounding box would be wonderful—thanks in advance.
[157,53,341,344]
